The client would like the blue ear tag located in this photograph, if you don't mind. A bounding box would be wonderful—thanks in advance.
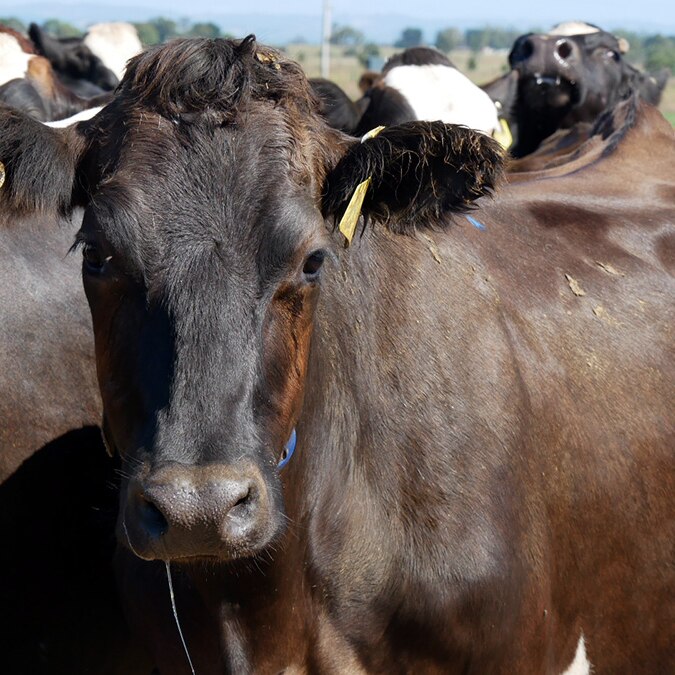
[466,215,487,231]
[278,428,296,469]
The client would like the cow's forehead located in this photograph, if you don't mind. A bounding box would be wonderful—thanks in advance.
[79,38,331,209]
[82,114,326,290]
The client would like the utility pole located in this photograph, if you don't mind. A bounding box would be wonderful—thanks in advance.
[321,0,332,78]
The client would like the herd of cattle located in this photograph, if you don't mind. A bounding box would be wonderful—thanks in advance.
[0,18,673,675]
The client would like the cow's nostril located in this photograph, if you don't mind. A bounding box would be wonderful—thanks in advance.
[512,38,534,63]
[229,485,253,519]
[138,497,169,538]
[557,41,572,60]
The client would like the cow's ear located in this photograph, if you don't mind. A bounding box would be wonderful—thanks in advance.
[28,23,63,66]
[321,121,504,236]
[0,105,85,216]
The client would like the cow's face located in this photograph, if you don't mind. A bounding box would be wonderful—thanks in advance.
[74,41,337,563]
[0,37,503,563]
[509,30,629,125]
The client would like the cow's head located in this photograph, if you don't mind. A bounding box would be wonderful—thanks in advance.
[507,25,668,156]
[0,37,504,563]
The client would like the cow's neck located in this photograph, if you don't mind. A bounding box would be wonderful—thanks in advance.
[283,222,526,664]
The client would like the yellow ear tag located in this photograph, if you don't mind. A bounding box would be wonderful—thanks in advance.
[493,119,513,150]
[0,161,5,189]
[338,177,371,244]
[360,125,385,142]
[337,126,385,246]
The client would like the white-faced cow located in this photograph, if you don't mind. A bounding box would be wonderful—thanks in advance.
[0,37,672,673]
[501,22,668,156]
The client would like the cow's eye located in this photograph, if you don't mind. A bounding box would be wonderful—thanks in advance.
[302,250,325,279]
[604,49,619,61]
[82,243,107,274]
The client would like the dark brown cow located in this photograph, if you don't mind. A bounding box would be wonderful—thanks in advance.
[0,36,672,673]
[0,213,149,669]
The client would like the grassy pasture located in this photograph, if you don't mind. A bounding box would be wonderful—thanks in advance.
[284,44,675,124]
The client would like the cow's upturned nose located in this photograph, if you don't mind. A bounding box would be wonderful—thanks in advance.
[124,462,273,561]
[510,35,580,71]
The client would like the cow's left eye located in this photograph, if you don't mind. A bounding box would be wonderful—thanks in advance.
[604,49,619,61]
[82,243,107,274]
[302,250,325,279]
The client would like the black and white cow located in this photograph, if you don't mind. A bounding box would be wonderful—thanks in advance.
[0,25,110,122]
[28,22,142,97]
[356,47,502,137]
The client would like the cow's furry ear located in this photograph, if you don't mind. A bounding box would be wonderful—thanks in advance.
[321,121,504,235]
[0,105,84,216]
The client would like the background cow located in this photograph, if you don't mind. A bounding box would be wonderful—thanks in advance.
[0,24,111,121]
[486,22,670,156]
[28,22,142,97]
[0,37,672,673]
[29,23,118,95]
[311,47,503,139]
[309,77,366,133]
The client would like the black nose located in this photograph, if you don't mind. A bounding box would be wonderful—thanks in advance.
[123,461,273,561]
[509,34,580,70]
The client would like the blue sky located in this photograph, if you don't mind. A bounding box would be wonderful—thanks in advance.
[9,0,675,43]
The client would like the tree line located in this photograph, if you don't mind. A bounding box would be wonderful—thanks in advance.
[333,25,675,72]
[0,16,228,45]
[2,16,673,72]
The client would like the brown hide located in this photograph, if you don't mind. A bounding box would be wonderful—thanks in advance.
[0,37,672,673]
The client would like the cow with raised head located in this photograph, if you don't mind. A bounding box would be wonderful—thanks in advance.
[0,36,672,673]
[498,22,669,157]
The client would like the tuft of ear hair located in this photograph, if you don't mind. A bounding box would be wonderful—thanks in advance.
[322,121,505,235]
[0,105,81,217]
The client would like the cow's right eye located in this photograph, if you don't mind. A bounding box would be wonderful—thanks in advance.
[82,243,106,274]
[302,250,325,280]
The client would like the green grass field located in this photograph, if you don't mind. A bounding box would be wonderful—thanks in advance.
[284,44,675,126]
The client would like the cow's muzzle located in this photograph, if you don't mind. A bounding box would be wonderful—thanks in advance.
[121,461,278,561]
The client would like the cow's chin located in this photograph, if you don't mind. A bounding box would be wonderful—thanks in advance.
[519,74,580,110]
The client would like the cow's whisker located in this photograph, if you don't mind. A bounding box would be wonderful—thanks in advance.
[165,561,196,675]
